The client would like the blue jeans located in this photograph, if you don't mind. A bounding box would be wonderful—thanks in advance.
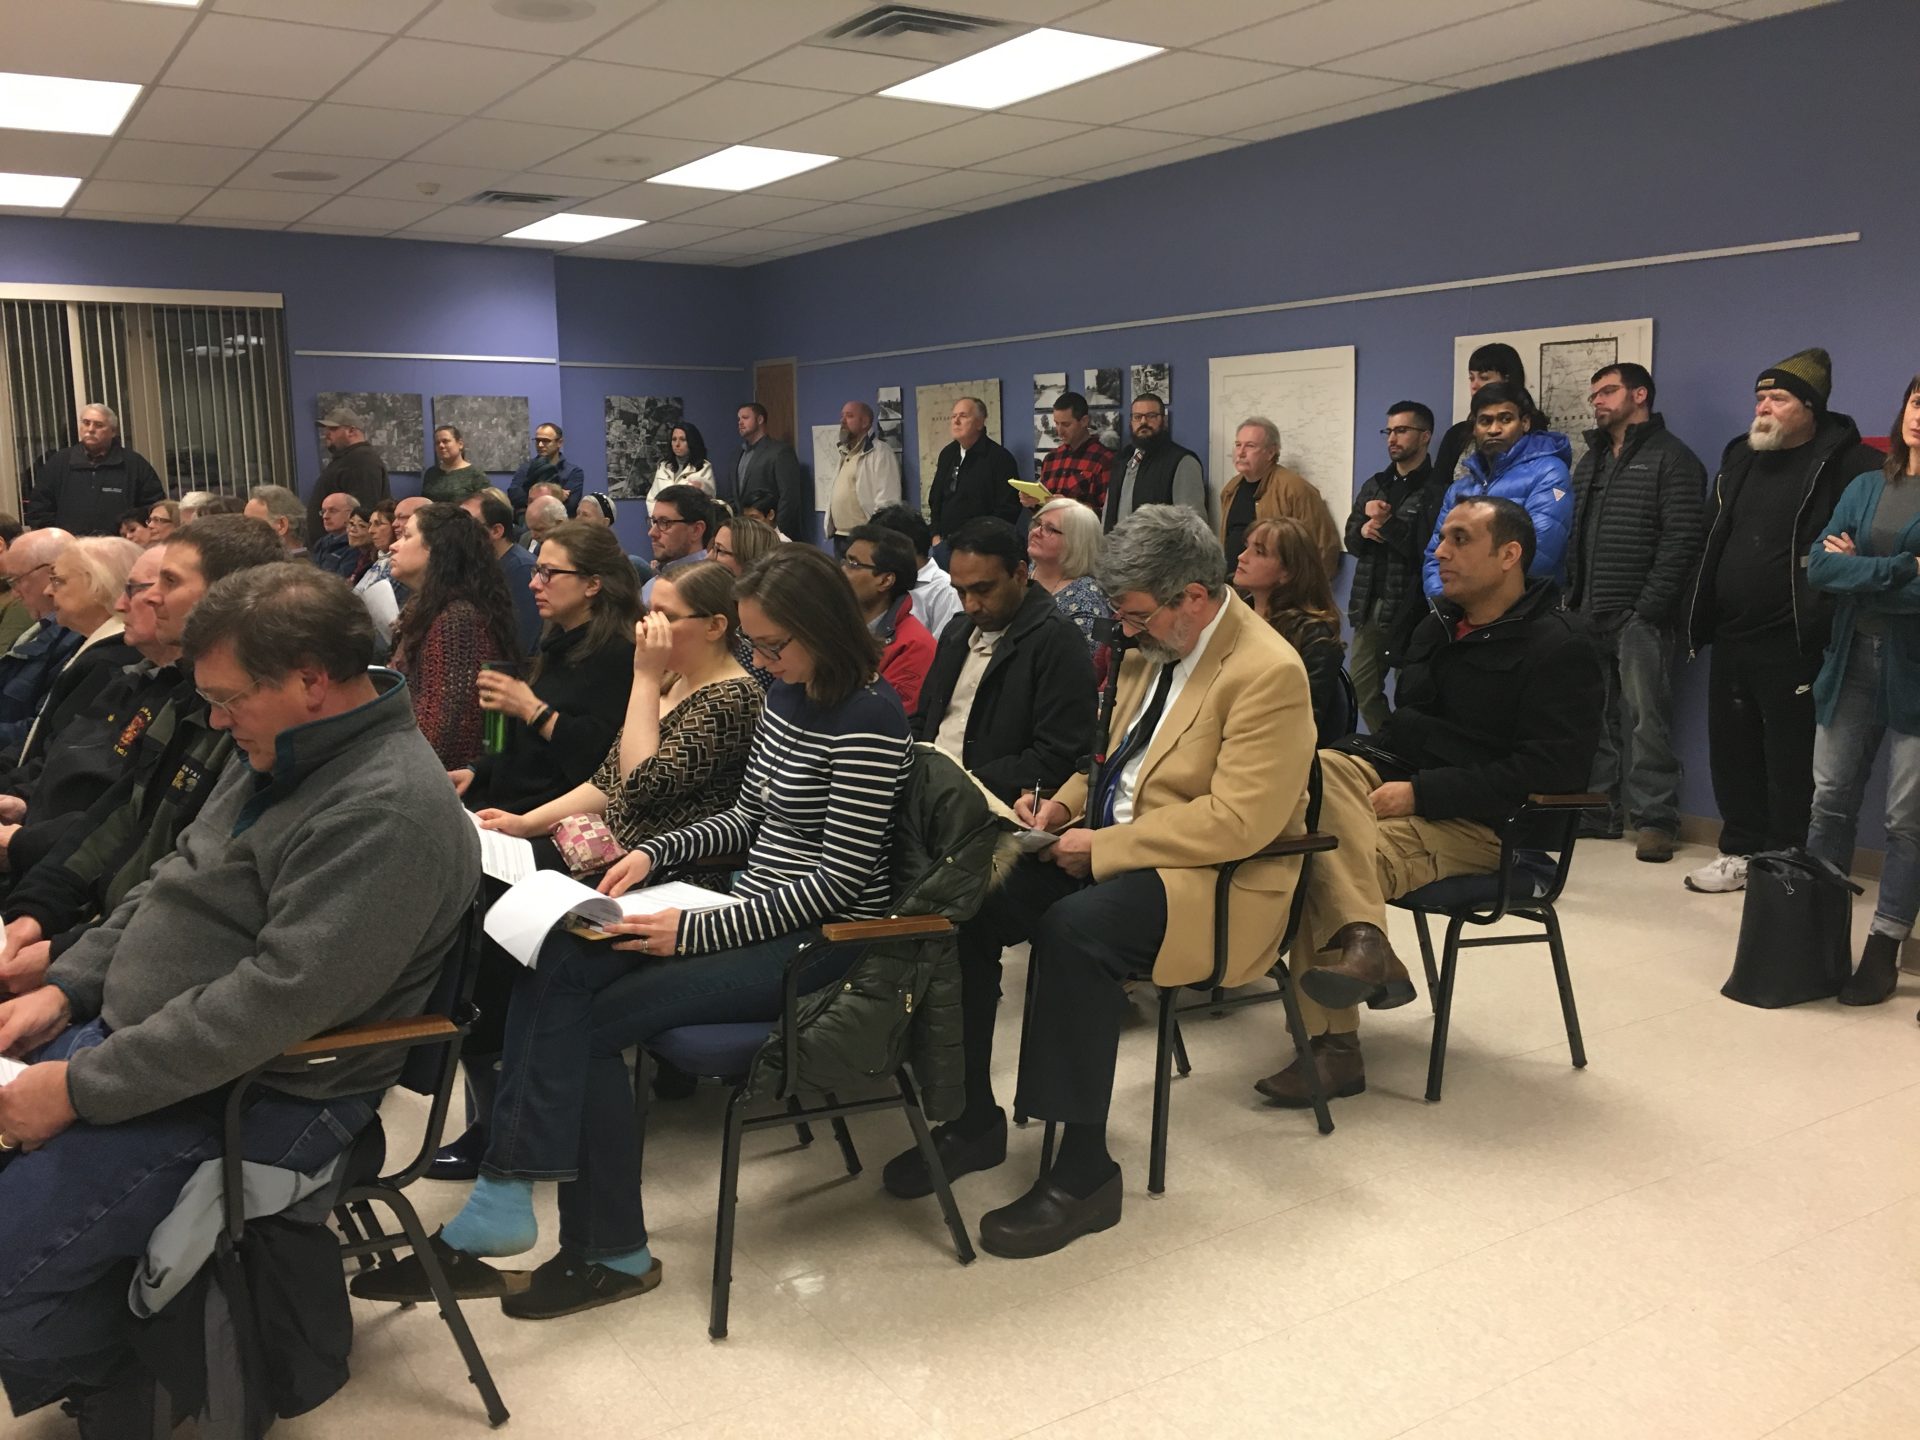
[483,929,845,1260]
[0,1019,377,1416]
[1808,632,1920,939]
[1587,612,1682,834]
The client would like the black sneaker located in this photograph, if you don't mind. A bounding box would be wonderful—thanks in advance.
[501,1248,662,1320]
[427,1122,487,1181]
[880,1111,1007,1199]
[349,1231,516,1303]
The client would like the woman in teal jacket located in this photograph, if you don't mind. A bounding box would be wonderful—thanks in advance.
[1805,376,1920,1007]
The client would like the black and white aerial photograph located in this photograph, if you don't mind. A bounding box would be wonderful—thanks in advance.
[431,395,530,473]
[876,385,904,455]
[1085,366,1123,449]
[315,391,424,472]
[1130,361,1172,414]
[604,394,683,498]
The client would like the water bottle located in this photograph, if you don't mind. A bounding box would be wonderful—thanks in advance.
[482,661,513,754]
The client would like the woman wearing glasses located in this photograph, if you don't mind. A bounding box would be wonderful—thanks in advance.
[362,548,909,1318]
[1027,497,1109,651]
[13,537,142,769]
[709,513,780,688]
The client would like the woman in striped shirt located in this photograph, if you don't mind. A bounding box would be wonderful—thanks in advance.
[388,547,912,1319]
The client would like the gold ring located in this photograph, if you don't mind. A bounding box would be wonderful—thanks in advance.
[0,1135,16,1151]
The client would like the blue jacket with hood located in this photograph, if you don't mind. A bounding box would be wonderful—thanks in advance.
[1422,428,1575,594]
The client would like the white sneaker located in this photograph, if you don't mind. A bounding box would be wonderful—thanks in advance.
[1684,854,1749,893]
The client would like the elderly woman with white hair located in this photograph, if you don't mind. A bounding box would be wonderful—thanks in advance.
[11,536,142,768]
[1027,497,1110,651]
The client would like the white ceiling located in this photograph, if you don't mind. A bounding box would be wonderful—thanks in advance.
[1,0,1836,268]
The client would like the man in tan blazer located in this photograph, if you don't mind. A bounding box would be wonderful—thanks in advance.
[953,505,1316,1261]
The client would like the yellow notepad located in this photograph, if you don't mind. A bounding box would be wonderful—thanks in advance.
[1008,478,1050,501]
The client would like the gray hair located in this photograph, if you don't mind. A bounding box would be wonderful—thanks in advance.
[527,495,568,530]
[60,536,141,613]
[248,484,304,524]
[1236,416,1280,451]
[1098,504,1226,603]
[177,490,216,518]
[80,402,120,432]
[1035,497,1105,581]
[955,396,987,421]
[184,562,374,682]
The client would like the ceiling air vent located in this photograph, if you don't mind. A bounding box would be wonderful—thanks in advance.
[811,6,1019,63]
[464,189,571,207]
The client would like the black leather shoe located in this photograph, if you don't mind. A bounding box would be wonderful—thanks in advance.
[349,1232,516,1303]
[880,1111,1006,1199]
[979,1170,1122,1259]
[502,1248,662,1320]
[427,1122,487,1182]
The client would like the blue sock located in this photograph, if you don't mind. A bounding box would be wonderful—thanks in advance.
[440,1176,537,1258]
[598,1243,654,1277]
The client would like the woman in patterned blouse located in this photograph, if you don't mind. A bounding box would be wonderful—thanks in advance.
[1029,496,1111,683]
[386,503,521,767]
[398,548,910,1319]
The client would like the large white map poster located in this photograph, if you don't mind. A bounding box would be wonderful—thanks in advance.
[913,379,1003,504]
[1452,318,1653,470]
[1209,346,1356,526]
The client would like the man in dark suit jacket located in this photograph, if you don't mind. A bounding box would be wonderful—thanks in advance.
[927,397,1019,557]
[726,403,809,543]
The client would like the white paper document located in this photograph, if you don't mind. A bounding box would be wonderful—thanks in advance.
[0,1056,25,1087]
[360,577,400,638]
[469,812,537,885]
[483,868,743,967]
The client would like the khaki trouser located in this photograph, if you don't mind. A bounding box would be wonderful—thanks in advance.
[1293,751,1503,1036]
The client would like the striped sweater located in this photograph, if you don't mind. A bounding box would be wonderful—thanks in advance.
[637,679,910,954]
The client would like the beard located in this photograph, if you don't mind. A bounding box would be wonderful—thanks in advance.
[1134,634,1181,664]
[1748,416,1786,451]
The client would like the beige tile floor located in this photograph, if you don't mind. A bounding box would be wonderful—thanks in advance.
[12,837,1920,1439]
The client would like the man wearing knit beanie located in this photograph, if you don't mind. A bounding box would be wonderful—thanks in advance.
[1684,347,1883,894]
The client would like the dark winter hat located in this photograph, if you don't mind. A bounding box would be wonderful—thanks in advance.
[1755,348,1832,413]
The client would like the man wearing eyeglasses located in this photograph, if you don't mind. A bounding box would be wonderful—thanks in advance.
[1345,402,1439,732]
[1103,393,1205,533]
[0,515,32,654]
[0,530,83,760]
[642,485,714,604]
[507,422,585,520]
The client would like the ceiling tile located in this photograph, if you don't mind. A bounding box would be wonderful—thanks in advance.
[300,194,447,231]
[406,0,648,55]
[1134,67,1404,134]
[867,114,1091,169]
[95,139,255,186]
[1716,0,1840,16]
[211,0,435,32]
[945,175,1088,211]
[182,215,291,231]
[1009,51,1288,127]
[937,0,1085,18]
[405,118,601,170]
[860,167,1041,209]
[189,187,327,221]
[585,0,865,77]
[123,88,310,149]
[59,212,178,227]
[499,170,629,199]
[275,104,460,160]
[328,40,556,117]
[1323,0,1680,84]
[70,180,212,217]
[1078,135,1242,179]
[757,234,846,258]
[1230,83,1451,141]
[0,132,111,177]
[534,133,715,182]
[1437,12,1731,87]
[985,124,1195,178]
[226,150,391,193]
[570,219,735,250]
[0,0,197,84]
[732,47,934,95]
[752,98,977,158]
[1200,0,1520,67]
[670,228,814,255]
[289,222,394,236]
[621,80,847,145]
[758,157,944,201]
[667,192,829,227]
[1055,0,1322,46]
[774,199,925,235]
[400,205,534,238]
[159,15,388,100]
[575,181,733,222]
[485,61,709,131]
[349,161,515,202]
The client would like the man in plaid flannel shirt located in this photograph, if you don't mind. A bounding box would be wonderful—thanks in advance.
[1032,391,1115,517]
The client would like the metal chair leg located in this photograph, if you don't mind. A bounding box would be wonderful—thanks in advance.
[633,1050,655,1185]
[1424,915,1467,1103]
[1169,1011,1192,1078]
[1149,989,1179,1194]
[1543,906,1587,1068]
[370,1188,509,1426]
[1038,1119,1056,1175]
[785,1093,814,1147]
[711,1090,749,1340]
[899,1072,975,1264]
[824,1092,861,1175]
[1275,964,1334,1136]
[1413,909,1441,1003]
[1012,951,1040,1127]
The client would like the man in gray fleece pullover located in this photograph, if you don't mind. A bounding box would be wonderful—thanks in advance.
[0,563,478,1419]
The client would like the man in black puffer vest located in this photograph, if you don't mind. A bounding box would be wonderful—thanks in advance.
[1103,392,1206,531]
[1567,362,1706,862]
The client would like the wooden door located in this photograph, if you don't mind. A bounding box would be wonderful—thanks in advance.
[753,358,797,444]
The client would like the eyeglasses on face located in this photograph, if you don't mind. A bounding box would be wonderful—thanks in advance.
[531,564,583,583]
[1114,598,1172,631]
[123,579,155,601]
[708,541,733,560]
[1380,425,1428,437]
[1030,522,1065,538]
[197,677,265,716]
[744,633,794,661]
[648,516,693,532]
[840,555,881,573]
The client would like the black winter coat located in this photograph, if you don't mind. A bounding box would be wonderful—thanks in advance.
[911,584,1095,803]
[1567,414,1706,625]
[1345,457,1441,628]
[305,442,390,543]
[1344,580,1602,826]
[927,436,1019,538]
[26,442,165,536]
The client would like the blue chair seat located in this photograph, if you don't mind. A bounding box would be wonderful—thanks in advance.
[649,1022,772,1080]
[1394,853,1555,912]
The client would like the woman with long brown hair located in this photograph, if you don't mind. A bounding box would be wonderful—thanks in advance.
[1234,515,1352,744]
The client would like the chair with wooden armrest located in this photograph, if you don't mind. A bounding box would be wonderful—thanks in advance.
[630,913,974,1341]
[1389,792,1603,1102]
[219,893,509,1428]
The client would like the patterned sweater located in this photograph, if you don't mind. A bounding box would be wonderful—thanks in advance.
[637,679,910,954]
[596,675,762,849]
[391,598,505,768]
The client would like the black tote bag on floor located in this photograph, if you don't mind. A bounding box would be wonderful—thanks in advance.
[1721,848,1862,1008]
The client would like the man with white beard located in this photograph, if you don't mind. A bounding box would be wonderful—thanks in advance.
[1683,349,1884,893]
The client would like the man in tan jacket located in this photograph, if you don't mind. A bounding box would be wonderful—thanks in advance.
[952,506,1315,1261]
[1218,416,1342,580]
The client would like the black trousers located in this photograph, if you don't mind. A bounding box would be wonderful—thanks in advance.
[1707,632,1823,856]
[957,856,1167,1128]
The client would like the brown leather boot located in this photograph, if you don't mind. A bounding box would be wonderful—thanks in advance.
[1254,1032,1366,1107]
[1299,922,1417,1011]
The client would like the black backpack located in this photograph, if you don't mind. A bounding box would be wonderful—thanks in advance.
[1722,848,1861,1008]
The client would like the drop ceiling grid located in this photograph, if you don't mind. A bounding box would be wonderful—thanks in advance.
[10,0,1833,257]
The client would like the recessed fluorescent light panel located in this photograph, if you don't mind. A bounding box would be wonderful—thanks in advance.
[881,28,1162,110]
[0,172,82,208]
[501,213,645,244]
[646,145,836,192]
[0,73,144,137]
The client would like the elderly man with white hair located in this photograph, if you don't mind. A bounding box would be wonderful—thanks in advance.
[0,530,82,757]
[524,494,568,554]
[1217,415,1342,578]
[25,405,164,537]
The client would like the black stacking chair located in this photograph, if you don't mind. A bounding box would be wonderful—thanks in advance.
[1388,792,1601,1101]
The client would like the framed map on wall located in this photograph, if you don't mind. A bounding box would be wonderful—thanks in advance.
[431,395,530,473]
[1452,318,1653,471]
[1208,347,1356,527]
[315,391,424,473]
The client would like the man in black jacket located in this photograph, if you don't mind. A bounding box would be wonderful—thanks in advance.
[1103,392,1206,532]
[25,405,164,538]
[726,403,809,542]
[927,397,1018,558]
[1567,363,1707,862]
[1258,496,1601,1105]
[1345,401,1439,732]
[305,407,390,544]
[884,516,1094,1198]
[1683,348,1884,895]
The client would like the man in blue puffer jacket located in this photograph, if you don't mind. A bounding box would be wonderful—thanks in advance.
[1422,383,1573,595]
